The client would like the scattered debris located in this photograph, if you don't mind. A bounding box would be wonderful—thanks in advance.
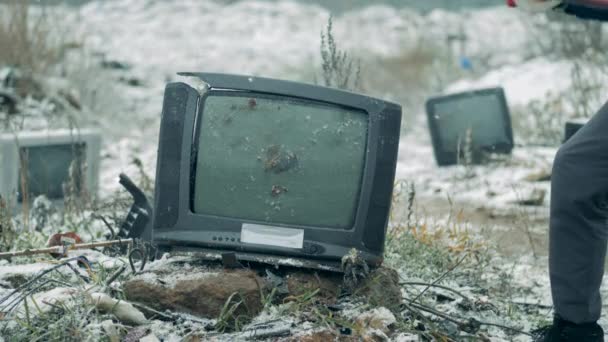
[241,319,293,339]
[0,238,133,259]
[117,173,152,240]
[341,248,370,292]
[46,232,83,258]
[90,292,148,325]
[123,326,152,342]
[100,59,132,70]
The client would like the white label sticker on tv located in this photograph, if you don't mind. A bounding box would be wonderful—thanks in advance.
[241,224,304,249]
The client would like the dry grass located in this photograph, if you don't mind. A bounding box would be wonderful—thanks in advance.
[361,39,460,126]
[0,0,68,73]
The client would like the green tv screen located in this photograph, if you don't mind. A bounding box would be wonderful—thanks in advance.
[192,93,368,229]
[433,93,510,152]
[18,143,85,202]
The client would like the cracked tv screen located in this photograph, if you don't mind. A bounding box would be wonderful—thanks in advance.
[192,93,368,229]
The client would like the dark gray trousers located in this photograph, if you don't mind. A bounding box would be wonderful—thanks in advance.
[550,101,608,324]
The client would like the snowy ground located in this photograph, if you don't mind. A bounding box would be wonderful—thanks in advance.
[3,0,608,340]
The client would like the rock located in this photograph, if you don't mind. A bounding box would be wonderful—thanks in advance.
[285,271,342,304]
[89,292,147,325]
[122,327,151,342]
[123,268,269,319]
[101,320,121,342]
[139,334,160,342]
[353,267,403,313]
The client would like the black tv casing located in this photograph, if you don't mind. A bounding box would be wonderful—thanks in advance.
[426,87,514,167]
[563,119,587,143]
[149,73,402,270]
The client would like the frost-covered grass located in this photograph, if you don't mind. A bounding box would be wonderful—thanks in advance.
[0,1,64,73]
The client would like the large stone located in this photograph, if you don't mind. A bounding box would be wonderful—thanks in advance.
[123,268,269,319]
[353,267,402,313]
[285,271,342,304]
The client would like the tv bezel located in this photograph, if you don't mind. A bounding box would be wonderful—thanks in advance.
[0,129,102,209]
[151,73,402,268]
[425,87,514,166]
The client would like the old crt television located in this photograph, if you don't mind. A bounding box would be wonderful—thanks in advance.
[150,73,402,268]
[0,129,101,208]
[426,87,514,166]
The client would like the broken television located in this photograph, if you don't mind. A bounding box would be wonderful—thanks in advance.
[0,129,102,210]
[147,73,402,270]
[426,87,514,166]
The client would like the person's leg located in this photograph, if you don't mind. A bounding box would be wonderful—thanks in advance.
[550,101,608,323]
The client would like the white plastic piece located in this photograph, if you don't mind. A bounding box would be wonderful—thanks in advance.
[241,224,304,249]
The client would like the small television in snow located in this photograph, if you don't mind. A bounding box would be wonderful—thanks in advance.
[148,73,402,270]
[426,87,514,166]
[0,129,101,209]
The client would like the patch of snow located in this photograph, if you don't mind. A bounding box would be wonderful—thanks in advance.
[13,287,79,318]
[0,262,54,282]
[355,306,397,329]
[446,58,573,107]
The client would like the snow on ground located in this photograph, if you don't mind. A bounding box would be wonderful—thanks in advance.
[446,58,574,107]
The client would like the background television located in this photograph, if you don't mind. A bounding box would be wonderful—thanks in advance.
[426,87,514,166]
[149,73,402,269]
[0,129,101,210]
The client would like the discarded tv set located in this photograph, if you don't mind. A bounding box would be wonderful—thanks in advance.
[426,87,514,166]
[0,129,101,209]
[146,73,402,270]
